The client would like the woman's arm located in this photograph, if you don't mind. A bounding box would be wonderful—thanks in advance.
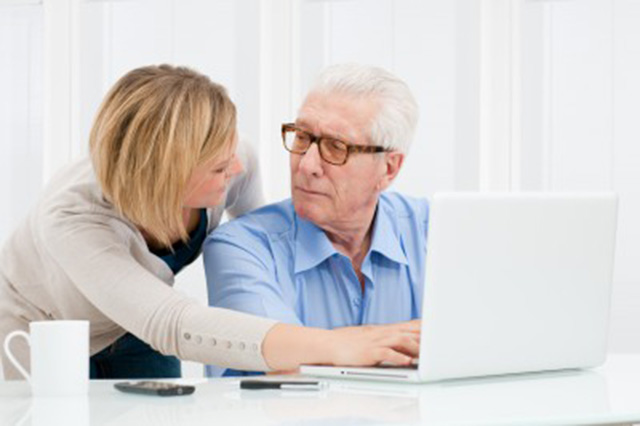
[38,209,278,370]
[263,320,421,370]
[40,209,420,371]
[38,195,419,371]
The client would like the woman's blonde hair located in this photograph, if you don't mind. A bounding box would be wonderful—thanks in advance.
[90,64,236,248]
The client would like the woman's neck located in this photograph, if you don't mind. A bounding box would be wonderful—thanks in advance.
[182,207,201,235]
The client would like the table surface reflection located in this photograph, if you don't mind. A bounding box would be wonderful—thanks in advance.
[2,354,640,426]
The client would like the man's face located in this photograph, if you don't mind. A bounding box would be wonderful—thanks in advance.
[290,92,393,229]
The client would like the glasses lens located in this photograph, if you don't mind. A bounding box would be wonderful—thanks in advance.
[319,138,348,165]
[284,128,311,153]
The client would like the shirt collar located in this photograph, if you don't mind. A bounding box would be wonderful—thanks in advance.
[368,202,409,266]
[293,200,408,274]
[294,216,339,274]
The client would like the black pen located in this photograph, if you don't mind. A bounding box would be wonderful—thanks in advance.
[240,379,325,390]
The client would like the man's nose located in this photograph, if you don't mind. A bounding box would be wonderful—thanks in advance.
[297,142,324,175]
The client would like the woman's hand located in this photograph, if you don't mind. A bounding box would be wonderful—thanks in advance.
[324,320,421,367]
[262,320,421,371]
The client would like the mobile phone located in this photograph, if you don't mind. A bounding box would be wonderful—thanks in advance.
[114,381,196,397]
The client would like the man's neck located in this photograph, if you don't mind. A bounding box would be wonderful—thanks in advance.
[323,205,377,269]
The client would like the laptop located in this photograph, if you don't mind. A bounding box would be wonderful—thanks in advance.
[300,192,619,383]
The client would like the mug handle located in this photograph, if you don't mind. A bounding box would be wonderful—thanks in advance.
[3,330,31,382]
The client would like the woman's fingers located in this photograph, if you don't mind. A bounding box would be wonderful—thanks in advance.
[372,347,413,366]
[340,319,421,336]
[405,319,422,332]
[321,320,423,368]
[387,319,421,334]
[383,332,420,358]
[354,332,420,366]
[372,319,421,336]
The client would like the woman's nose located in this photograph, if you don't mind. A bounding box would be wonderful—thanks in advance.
[228,155,244,177]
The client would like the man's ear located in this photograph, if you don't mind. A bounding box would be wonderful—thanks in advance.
[377,152,405,192]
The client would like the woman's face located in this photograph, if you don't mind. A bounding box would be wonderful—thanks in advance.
[183,134,243,208]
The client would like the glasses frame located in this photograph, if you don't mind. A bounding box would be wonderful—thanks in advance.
[281,123,392,166]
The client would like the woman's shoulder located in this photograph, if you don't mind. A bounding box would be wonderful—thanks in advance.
[35,158,140,240]
[39,158,104,210]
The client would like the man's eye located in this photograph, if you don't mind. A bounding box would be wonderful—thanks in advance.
[328,139,347,152]
[295,131,310,142]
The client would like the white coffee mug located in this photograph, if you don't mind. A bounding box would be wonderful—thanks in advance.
[3,320,89,397]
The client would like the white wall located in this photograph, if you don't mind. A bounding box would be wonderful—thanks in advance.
[0,3,43,246]
[1,0,639,376]
[297,0,464,197]
[528,0,640,352]
[612,0,640,352]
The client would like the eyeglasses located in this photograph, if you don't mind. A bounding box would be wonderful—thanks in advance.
[282,123,392,166]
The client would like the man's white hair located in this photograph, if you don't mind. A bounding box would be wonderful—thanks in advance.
[309,63,418,154]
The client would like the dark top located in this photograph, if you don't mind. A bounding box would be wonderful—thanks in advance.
[152,209,208,274]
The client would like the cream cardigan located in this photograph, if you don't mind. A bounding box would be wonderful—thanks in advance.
[0,145,277,378]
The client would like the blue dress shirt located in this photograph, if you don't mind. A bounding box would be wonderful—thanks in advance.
[203,192,429,376]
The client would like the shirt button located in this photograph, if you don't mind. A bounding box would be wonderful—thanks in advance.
[252,343,259,352]
[226,341,232,349]
[195,336,202,344]
[352,298,361,306]
[210,338,217,346]
[183,332,191,340]
[238,342,246,351]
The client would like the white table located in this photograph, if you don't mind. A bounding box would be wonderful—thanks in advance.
[2,354,640,426]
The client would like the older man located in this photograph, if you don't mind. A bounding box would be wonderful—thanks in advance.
[203,64,428,376]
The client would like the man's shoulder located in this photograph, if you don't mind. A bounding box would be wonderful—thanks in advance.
[209,199,296,240]
[380,191,429,221]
